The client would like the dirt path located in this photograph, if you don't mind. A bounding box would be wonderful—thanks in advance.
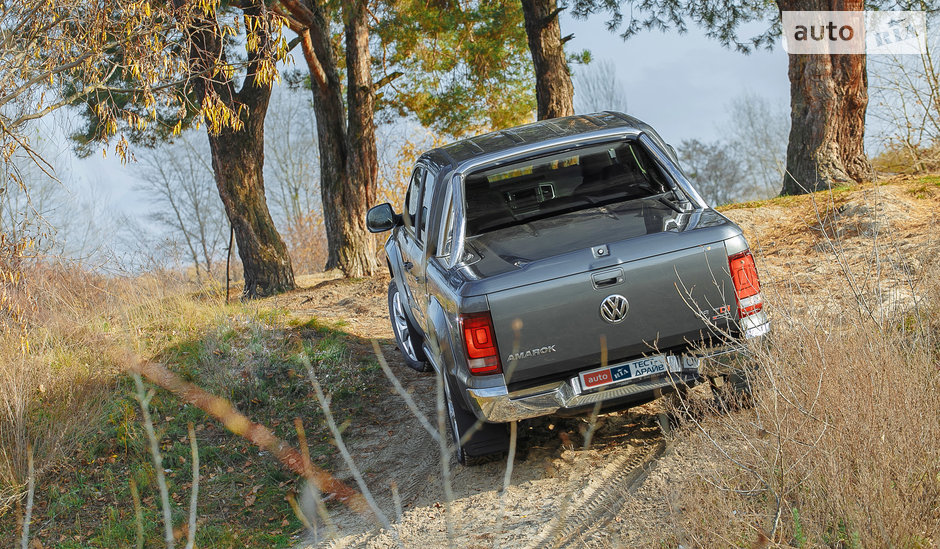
[271,178,940,548]
[269,272,674,547]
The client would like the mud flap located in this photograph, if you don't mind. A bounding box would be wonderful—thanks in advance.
[445,376,510,464]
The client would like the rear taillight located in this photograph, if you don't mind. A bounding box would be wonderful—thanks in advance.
[728,250,763,318]
[460,312,502,375]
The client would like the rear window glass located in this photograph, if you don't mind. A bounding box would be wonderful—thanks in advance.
[464,141,671,235]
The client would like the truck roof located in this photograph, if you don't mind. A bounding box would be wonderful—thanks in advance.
[426,112,658,168]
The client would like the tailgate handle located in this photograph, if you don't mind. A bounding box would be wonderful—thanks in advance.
[592,268,624,289]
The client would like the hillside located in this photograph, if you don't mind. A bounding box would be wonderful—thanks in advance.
[3,175,939,548]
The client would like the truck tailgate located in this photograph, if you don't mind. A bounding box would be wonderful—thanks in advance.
[489,242,733,389]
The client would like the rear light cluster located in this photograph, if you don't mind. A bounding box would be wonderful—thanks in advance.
[460,312,502,375]
[728,250,763,319]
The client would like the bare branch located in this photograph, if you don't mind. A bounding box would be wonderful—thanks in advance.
[18,444,33,549]
[185,422,199,549]
[132,373,175,549]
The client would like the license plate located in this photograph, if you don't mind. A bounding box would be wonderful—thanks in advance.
[579,355,668,390]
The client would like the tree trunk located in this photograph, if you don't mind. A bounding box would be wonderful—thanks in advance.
[779,0,871,195]
[521,0,575,120]
[294,0,377,277]
[208,96,294,298]
[334,0,378,276]
[174,0,294,297]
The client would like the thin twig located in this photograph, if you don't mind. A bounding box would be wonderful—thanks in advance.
[435,366,456,548]
[582,401,604,450]
[499,421,518,519]
[294,417,338,539]
[19,443,34,549]
[286,491,314,532]
[390,480,402,523]
[305,367,393,531]
[185,422,199,549]
[370,340,441,443]
[129,478,145,549]
[132,372,175,549]
[225,224,234,303]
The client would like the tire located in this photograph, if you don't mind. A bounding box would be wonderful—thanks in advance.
[444,374,510,466]
[387,281,431,372]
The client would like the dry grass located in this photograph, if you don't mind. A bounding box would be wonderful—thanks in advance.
[873,143,940,175]
[0,242,119,514]
[3,170,939,547]
[666,248,940,546]
[0,252,391,545]
[282,212,328,276]
[0,250,236,518]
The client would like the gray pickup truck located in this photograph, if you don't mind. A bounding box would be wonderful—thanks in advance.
[367,112,769,464]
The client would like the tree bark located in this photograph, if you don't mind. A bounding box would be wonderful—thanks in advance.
[521,0,575,120]
[208,92,294,298]
[338,0,379,275]
[779,0,871,195]
[174,0,294,297]
[288,0,377,277]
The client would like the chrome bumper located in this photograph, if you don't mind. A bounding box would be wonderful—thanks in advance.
[468,317,770,423]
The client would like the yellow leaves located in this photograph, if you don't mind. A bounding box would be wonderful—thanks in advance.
[2,269,22,285]
[201,94,244,136]
[246,32,259,53]
[143,92,155,112]
[171,120,183,136]
[197,0,218,17]
[115,135,129,165]
[254,59,280,87]
[276,38,292,63]
[0,233,32,349]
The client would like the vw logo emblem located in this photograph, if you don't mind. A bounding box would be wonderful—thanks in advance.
[600,294,629,323]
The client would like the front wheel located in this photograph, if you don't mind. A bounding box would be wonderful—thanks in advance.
[387,281,431,372]
[443,374,509,465]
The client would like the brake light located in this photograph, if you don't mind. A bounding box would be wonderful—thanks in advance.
[460,312,502,375]
[728,250,763,318]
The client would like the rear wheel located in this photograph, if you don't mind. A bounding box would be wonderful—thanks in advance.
[387,281,430,372]
[443,375,509,466]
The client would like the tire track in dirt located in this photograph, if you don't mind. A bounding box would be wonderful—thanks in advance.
[531,441,666,549]
[307,406,669,548]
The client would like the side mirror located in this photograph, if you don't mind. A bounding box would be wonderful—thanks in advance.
[366,203,400,233]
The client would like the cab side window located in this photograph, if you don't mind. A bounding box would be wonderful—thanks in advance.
[419,169,436,243]
[404,167,426,233]
[436,184,456,262]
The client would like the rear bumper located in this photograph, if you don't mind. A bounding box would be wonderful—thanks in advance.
[467,315,770,423]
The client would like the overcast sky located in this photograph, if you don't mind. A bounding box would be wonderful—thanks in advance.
[560,14,790,145]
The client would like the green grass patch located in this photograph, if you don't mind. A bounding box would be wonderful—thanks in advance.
[719,182,864,211]
[2,297,386,547]
[906,175,940,199]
